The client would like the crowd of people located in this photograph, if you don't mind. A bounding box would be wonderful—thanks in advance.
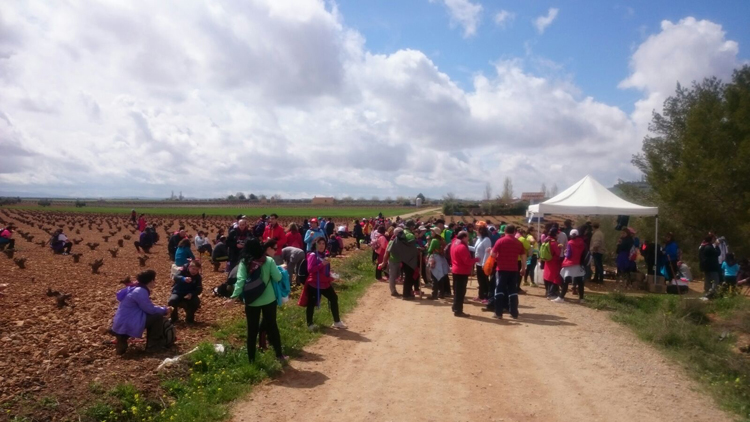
[4,208,746,363]
[109,212,357,362]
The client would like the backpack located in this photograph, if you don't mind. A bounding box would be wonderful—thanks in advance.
[539,241,552,262]
[163,319,176,348]
[241,265,267,304]
[148,318,177,349]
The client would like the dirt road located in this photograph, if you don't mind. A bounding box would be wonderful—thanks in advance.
[232,281,731,422]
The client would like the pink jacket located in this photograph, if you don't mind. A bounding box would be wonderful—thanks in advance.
[306,251,334,289]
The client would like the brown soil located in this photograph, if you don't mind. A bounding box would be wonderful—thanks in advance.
[232,280,732,422]
[0,210,360,420]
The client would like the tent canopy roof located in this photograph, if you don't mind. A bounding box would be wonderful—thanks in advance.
[527,175,658,216]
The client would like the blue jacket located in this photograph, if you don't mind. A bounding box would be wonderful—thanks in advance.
[175,246,195,266]
[304,228,326,251]
[272,266,291,306]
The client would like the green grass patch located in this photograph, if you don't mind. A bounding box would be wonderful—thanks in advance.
[80,251,376,422]
[3,205,415,218]
[586,293,750,420]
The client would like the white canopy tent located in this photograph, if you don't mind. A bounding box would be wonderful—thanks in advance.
[527,175,660,276]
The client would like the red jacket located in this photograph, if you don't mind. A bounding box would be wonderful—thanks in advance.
[450,239,478,275]
[562,237,586,267]
[285,231,303,249]
[263,223,286,256]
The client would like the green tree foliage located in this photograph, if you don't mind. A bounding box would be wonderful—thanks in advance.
[632,65,750,256]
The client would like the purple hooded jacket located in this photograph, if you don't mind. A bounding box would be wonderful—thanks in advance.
[111,285,167,338]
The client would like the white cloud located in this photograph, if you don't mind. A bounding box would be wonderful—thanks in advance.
[432,0,483,38]
[620,17,741,135]
[534,8,559,34]
[0,3,742,200]
[494,10,515,28]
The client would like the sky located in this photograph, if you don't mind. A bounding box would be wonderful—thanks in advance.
[0,0,748,200]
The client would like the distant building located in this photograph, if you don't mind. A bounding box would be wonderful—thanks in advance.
[521,192,546,203]
[311,196,335,205]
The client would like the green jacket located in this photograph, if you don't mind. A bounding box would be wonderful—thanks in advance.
[231,257,282,307]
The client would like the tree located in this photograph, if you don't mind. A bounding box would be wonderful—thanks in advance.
[248,193,258,201]
[371,196,380,202]
[416,193,426,201]
[227,194,236,201]
[235,192,246,201]
[550,183,558,197]
[540,183,548,198]
[483,183,492,201]
[501,177,513,202]
[443,192,458,215]
[633,65,750,256]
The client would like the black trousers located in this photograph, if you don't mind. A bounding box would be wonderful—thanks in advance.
[168,294,201,322]
[486,272,497,309]
[53,242,72,254]
[245,302,282,362]
[561,276,584,299]
[198,244,213,255]
[495,270,519,318]
[306,285,341,326]
[452,274,469,314]
[134,241,151,253]
[430,274,449,298]
[476,265,490,299]
[593,253,604,282]
[548,282,560,298]
[402,264,418,297]
[0,239,15,250]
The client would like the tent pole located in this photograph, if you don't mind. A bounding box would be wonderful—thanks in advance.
[654,215,659,283]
